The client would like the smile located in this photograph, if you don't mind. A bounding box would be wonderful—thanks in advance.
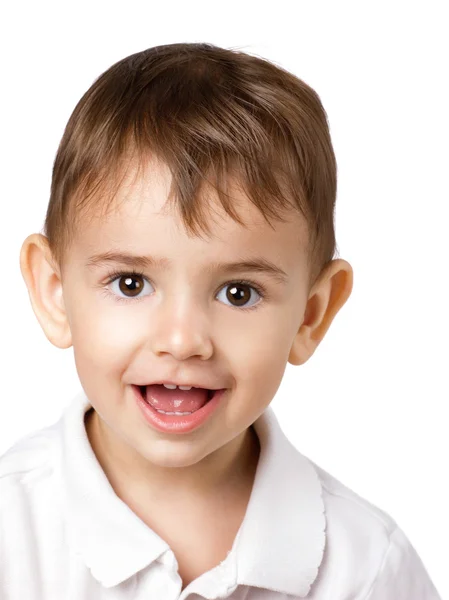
[133,384,226,434]
[138,385,215,414]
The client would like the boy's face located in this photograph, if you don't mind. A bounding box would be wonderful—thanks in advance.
[54,160,312,472]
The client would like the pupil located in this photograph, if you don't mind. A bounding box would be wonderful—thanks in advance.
[227,284,250,306]
[119,275,143,296]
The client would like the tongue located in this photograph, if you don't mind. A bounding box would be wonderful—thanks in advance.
[145,384,210,412]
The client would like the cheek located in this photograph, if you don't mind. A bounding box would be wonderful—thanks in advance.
[223,308,294,360]
[225,314,293,395]
[226,346,287,425]
[70,302,139,377]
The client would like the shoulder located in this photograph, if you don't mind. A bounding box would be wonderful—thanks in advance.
[307,460,441,598]
[0,421,60,509]
[0,422,71,594]
[313,460,397,537]
[308,460,397,594]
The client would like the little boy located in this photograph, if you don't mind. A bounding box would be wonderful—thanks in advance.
[0,43,442,599]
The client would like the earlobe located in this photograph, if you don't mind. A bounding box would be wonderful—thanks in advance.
[19,234,72,349]
[288,259,354,366]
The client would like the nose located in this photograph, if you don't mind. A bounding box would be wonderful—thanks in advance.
[150,293,214,361]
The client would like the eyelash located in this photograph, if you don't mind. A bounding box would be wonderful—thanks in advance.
[101,268,267,311]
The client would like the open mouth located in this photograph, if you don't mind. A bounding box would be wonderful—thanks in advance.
[137,385,215,402]
[135,384,218,416]
[134,383,226,431]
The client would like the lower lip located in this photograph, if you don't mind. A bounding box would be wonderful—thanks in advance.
[133,385,226,434]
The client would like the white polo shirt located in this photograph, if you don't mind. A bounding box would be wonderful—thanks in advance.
[0,390,442,599]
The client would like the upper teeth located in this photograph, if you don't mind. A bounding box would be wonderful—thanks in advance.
[163,384,192,390]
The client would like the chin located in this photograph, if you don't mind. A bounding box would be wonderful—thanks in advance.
[137,443,211,469]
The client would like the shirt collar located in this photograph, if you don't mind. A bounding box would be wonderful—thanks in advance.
[57,391,326,596]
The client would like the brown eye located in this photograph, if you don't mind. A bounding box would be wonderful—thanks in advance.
[107,272,153,301]
[117,274,146,297]
[217,282,261,308]
[227,284,250,306]
[110,273,152,299]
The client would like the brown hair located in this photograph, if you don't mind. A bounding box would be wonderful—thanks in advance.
[44,42,338,289]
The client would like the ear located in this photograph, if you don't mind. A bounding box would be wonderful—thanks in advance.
[288,259,354,366]
[19,234,72,349]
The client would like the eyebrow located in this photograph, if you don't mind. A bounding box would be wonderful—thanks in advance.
[85,251,289,284]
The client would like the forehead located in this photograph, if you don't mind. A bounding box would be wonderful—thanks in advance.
[76,159,309,267]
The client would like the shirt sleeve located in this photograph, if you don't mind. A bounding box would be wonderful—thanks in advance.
[366,525,442,600]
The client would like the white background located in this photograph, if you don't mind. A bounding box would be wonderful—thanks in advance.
[0,1,447,596]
